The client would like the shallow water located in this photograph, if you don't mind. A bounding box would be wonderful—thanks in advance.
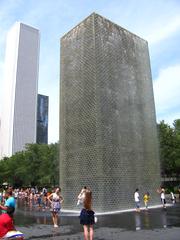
[15,202,180,229]
[14,201,180,239]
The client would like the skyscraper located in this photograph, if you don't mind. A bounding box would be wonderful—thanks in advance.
[37,94,49,144]
[60,13,161,212]
[0,22,40,158]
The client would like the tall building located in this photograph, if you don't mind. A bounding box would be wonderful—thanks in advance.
[36,94,49,144]
[0,22,40,158]
[60,13,161,212]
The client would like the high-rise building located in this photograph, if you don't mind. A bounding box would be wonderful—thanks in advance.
[0,22,40,158]
[60,13,161,212]
[37,94,49,144]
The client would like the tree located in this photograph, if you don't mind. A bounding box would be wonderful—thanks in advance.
[173,119,180,133]
[0,142,59,187]
[157,119,180,176]
[173,119,180,174]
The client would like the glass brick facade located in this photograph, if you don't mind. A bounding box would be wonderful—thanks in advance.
[60,13,161,212]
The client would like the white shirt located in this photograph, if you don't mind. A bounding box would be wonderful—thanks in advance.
[134,192,140,202]
[161,192,165,199]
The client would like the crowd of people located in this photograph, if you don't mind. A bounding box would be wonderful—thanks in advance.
[0,186,95,240]
[0,185,179,239]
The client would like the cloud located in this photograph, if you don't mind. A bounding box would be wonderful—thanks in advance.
[0,0,23,99]
[147,16,180,44]
[47,88,59,144]
[37,45,60,143]
[0,62,5,111]
[153,64,180,120]
[157,111,180,126]
[1,0,180,142]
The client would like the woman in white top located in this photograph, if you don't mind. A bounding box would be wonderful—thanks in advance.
[47,187,64,227]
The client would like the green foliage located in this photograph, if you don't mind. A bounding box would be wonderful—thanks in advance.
[1,118,180,186]
[0,142,59,187]
[157,119,180,176]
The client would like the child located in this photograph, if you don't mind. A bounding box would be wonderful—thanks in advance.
[79,189,95,240]
[143,192,150,209]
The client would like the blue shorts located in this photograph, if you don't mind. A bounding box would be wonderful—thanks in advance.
[135,201,140,208]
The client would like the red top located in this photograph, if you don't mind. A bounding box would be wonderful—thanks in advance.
[0,213,15,237]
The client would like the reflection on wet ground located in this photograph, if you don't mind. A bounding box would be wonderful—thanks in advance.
[14,201,180,240]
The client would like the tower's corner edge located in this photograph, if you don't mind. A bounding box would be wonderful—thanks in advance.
[60,12,98,40]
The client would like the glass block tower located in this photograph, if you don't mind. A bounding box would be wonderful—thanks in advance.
[60,13,161,212]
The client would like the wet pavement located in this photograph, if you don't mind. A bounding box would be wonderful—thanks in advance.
[14,202,180,240]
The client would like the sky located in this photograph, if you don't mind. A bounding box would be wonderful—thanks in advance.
[0,0,180,143]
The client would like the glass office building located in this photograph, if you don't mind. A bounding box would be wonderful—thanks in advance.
[37,94,49,144]
[0,22,40,158]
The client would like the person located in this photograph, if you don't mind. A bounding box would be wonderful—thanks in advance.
[47,187,64,228]
[36,191,42,209]
[0,190,3,204]
[42,187,48,196]
[0,206,15,238]
[79,189,95,240]
[170,191,176,204]
[0,189,16,213]
[160,188,166,208]
[134,188,140,212]
[143,192,150,209]
[77,186,87,205]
